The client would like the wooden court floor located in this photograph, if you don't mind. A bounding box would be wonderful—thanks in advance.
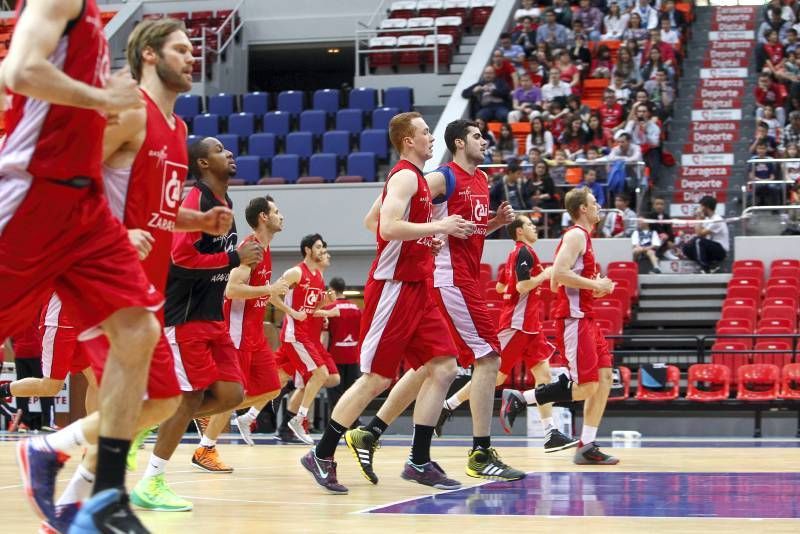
[1,437,799,533]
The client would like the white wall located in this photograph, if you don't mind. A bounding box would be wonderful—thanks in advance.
[734,236,800,274]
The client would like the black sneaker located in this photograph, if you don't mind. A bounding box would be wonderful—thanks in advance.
[466,447,526,481]
[276,428,302,444]
[543,428,580,453]
[68,488,149,533]
[499,389,526,434]
[401,460,462,490]
[434,406,454,438]
[573,441,619,465]
[344,427,380,484]
[300,449,348,494]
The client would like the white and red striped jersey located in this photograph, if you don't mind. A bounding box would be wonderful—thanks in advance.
[281,261,324,342]
[499,241,545,334]
[224,234,272,351]
[0,0,110,184]
[433,161,490,288]
[40,294,74,329]
[552,226,599,319]
[369,160,434,282]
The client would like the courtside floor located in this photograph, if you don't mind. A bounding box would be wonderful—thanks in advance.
[1,435,799,533]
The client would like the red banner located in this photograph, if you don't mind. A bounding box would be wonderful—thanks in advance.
[689,121,739,133]
[699,78,745,89]
[696,87,745,99]
[702,58,749,69]
[672,190,729,203]
[710,22,754,31]
[683,143,734,154]
[679,166,732,178]
[692,97,744,109]
[709,40,755,50]
[689,129,740,143]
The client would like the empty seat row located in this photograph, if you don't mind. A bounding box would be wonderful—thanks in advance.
[388,0,495,27]
[233,152,377,184]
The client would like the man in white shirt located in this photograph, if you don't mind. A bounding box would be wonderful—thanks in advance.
[624,104,661,148]
[608,132,643,163]
[681,196,729,273]
[541,68,572,103]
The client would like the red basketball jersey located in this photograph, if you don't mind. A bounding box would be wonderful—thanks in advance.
[499,241,545,333]
[282,262,325,342]
[433,161,490,287]
[103,90,188,294]
[40,294,74,329]
[224,234,272,351]
[552,226,599,319]
[328,298,362,365]
[0,0,110,183]
[369,160,434,282]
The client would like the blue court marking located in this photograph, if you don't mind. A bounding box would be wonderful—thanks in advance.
[363,472,800,519]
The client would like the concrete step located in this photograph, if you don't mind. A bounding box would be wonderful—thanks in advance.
[459,44,475,54]
[635,310,721,324]
[462,35,480,45]
[454,53,471,62]
[640,287,728,298]
[637,299,723,310]
[638,273,731,285]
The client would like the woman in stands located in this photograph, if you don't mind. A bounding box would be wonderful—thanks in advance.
[559,115,590,160]
[496,124,519,162]
[566,94,591,123]
[623,12,649,48]
[602,2,630,41]
[569,34,592,71]
[556,50,581,93]
[476,118,497,158]
[534,41,553,69]
[586,113,612,149]
[526,116,555,157]
[590,45,613,79]
[640,47,674,84]
[612,46,642,87]
[529,161,559,236]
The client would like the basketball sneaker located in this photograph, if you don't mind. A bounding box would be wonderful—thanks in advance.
[344,427,380,484]
[573,442,619,465]
[236,414,256,446]
[130,474,193,511]
[127,426,156,472]
[288,415,314,445]
[401,460,462,490]
[40,502,80,534]
[434,406,454,438]
[499,389,527,434]
[193,416,210,440]
[543,428,580,453]
[300,449,348,494]
[465,447,526,481]
[276,428,303,444]
[16,437,69,523]
[68,488,149,533]
[191,446,234,473]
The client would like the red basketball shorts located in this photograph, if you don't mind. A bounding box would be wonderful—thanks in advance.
[238,343,281,396]
[40,326,91,380]
[359,278,457,380]
[166,320,243,392]
[497,329,555,376]
[555,317,612,384]
[431,281,500,367]
[0,177,161,339]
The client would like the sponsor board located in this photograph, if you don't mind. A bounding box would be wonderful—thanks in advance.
[683,143,734,154]
[700,78,745,89]
[677,176,730,190]
[708,30,755,40]
[679,166,732,178]
[689,121,738,132]
[689,130,740,143]
[710,22,754,31]
[690,109,742,121]
[705,49,750,60]
[681,153,735,166]
[673,190,729,203]
[709,40,756,50]
[703,58,748,69]
[669,203,726,218]
[693,97,743,109]
[699,67,748,78]
[698,87,745,99]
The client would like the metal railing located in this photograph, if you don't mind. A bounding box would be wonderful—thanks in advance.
[744,157,800,207]
[739,204,800,235]
[191,0,244,95]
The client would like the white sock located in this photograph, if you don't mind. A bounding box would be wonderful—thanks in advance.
[43,420,88,454]
[541,417,554,432]
[55,464,94,506]
[444,395,462,410]
[200,436,216,448]
[143,454,169,479]
[297,406,308,419]
[581,425,598,445]
[244,407,260,420]
[522,389,537,405]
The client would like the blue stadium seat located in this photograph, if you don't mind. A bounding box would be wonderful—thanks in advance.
[217,133,240,158]
[175,94,202,121]
[347,152,377,182]
[285,131,314,160]
[247,133,276,161]
[309,153,338,182]
[242,92,269,115]
[263,111,291,140]
[322,130,351,160]
[312,88,340,115]
[271,154,301,184]
[277,90,304,117]
[208,93,235,116]
[228,112,255,138]
[383,87,413,112]
[187,134,202,147]
[298,109,327,138]
[359,129,389,161]
[348,87,378,113]
[235,155,262,184]
[335,109,364,136]
[371,107,399,130]
[192,113,219,136]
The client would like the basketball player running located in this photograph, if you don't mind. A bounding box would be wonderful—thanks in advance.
[501,188,619,464]
[325,277,363,411]
[436,215,578,452]
[0,1,168,531]
[301,112,474,494]
[345,119,524,484]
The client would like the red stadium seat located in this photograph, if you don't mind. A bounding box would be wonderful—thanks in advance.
[736,364,780,401]
[763,296,798,313]
[757,317,795,332]
[686,364,730,402]
[770,266,800,282]
[716,326,753,349]
[710,341,750,385]
[721,305,757,326]
[609,284,631,322]
[469,0,494,27]
[389,0,417,19]
[485,287,502,302]
[594,308,623,335]
[732,266,763,282]
[756,325,795,347]
[417,0,444,18]
[752,340,794,367]
[726,284,761,303]
[636,365,680,401]
[716,318,754,333]
[607,268,638,302]
[765,278,799,296]
[729,276,762,291]
[770,259,800,270]
[764,284,799,302]
[732,259,765,277]
[607,261,637,272]
[780,363,800,399]
[607,365,631,402]
[723,297,756,309]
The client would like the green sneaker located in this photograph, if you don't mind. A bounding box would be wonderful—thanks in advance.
[465,447,526,481]
[126,426,156,472]
[130,474,193,512]
[344,426,380,484]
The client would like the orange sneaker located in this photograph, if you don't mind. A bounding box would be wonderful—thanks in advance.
[191,446,233,473]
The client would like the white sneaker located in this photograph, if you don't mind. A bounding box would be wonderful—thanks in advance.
[664,250,679,260]
[287,415,315,445]
[236,415,255,446]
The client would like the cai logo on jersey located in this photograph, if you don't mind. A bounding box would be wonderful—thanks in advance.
[302,287,322,311]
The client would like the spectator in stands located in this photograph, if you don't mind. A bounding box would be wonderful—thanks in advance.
[648,197,679,260]
[644,68,675,118]
[750,121,779,156]
[579,167,606,207]
[566,94,592,123]
[755,74,787,125]
[764,0,795,25]
[643,29,677,66]
[757,7,791,45]
[491,49,518,89]
[527,146,544,166]
[783,143,800,181]
[476,117,497,152]
[462,66,512,122]
[495,123,519,162]
[529,161,559,231]
[633,0,659,30]
[784,29,800,56]
[609,72,632,106]
[602,2,630,41]
[541,67,572,105]
[555,50,582,91]
[681,196,729,273]
[586,113,613,148]
[499,32,526,60]
[490,158,533,212]
[534,41,554,68]
[613,46,643,86]
[512,17,538,56]
[749,141,781,206]
[511,52,532,80]
[544,148,574,185]
[576,0,604,41]
[759,104,783,142]
[608,131,643,162]
[537,9,569,49]
[659,17,681,47]
[781,111,800,151]
[624,103,661,171]
[526,55,547,84]
[526,115,555,156]
[598,89,626,137]
[508,73,543,123]
[660,0,687,33]
[552,0,573,28]
[559,116,589,159]
[602,192,637,237]
[640,47,674,84]
[545,99,569,139]
[578,145,609,183]
[623,12,650,47]
[514,0,542,22]
[631,220,662,273]
[590,45,614,78]
[763,29,786,75]
[569,33,593,68]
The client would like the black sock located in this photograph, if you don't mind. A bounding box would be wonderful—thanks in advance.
[533,374,573,405]
[0,383,11,398]
[315,419,347,459]
[410,424,434,465]
[93,437,131,494]
[280,410,296,431]
[472,435,491,451]
[364,416,388,439]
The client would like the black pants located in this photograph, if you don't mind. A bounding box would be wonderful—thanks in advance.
[682,237,726,271]
[327,363,361,412]
[14,357,54,429]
